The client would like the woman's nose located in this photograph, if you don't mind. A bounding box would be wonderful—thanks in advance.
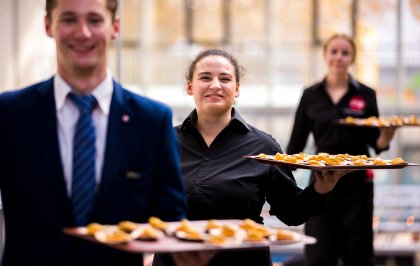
[209,78,221,89]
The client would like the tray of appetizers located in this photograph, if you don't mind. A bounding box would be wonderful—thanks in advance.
[64,218,308,253]
[244,153,418,171]
[336,115,420,128]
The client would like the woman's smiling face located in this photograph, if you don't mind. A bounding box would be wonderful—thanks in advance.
[187,55,240,117]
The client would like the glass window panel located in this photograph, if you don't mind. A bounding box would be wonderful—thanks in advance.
[155,0,186,45]
[110,0,142,85]
[190,0,224,43]
[272,0,314,44]
[318,0,353,40]
[357,0,398,109]
[404,0,420,109]
[230,0,265,43]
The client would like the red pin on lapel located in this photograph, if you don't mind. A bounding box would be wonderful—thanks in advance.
[122,114,130,123]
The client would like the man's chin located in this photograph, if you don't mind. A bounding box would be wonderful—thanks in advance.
[72,64,99,75]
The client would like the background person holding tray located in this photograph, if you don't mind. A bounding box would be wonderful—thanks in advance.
[287,33,396,266]
[0,0,186,265]
[154,49,351,266]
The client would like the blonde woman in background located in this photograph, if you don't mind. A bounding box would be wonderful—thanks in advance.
[287,34,395,266]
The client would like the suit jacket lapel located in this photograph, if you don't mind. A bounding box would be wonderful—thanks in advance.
[94,81,134,210]
[34,78,74,223]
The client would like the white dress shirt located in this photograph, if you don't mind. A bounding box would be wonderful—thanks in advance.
[54,71,113,196]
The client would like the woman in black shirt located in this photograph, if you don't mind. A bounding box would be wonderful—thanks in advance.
[287,34,395,266]
[154,48,351,266]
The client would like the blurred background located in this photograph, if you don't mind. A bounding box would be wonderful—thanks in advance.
[2,0,420,184]
[1,0,420,265]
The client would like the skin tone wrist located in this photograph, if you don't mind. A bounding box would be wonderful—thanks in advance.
[376,127,396,150]
[313,169,353,194]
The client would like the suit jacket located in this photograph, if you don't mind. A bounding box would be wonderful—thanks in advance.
[0,77,186,266]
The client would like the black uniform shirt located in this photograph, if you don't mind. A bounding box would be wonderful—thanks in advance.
[175,108,328,225]
[287,77,383,156]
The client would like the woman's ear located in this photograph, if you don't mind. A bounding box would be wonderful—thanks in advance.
[235,83,240,97]
[186,81,193,95]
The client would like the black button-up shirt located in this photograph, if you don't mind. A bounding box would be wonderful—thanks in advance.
[175,108,328,225]
[287,77,382,156]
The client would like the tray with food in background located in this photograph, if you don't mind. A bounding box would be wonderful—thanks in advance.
[244,153,418,171]
[336,115,420,128]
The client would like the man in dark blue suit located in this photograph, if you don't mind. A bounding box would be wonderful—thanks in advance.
[0,0,186,265]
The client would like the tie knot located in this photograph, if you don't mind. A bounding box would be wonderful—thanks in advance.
[68,93,97,113]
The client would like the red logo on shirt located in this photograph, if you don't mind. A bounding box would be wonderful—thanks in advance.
[348,96,366,111]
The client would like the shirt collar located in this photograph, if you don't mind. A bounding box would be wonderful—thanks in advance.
[231,108,251,131]
[316,74,360,92]
[348,75,360,90]
[181,108,251,132]
[54,69,113,115]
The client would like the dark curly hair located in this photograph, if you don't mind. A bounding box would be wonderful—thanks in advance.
[185,49,244,83]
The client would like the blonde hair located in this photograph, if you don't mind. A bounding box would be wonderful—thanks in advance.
[323,34,356,63]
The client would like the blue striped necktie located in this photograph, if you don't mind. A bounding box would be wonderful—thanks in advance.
[68,93,97,226]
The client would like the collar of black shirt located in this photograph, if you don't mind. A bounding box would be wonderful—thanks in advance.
[316,74,361,91]
[180,108,251,133]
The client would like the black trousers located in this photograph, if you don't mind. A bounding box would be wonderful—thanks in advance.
[153,247,272,266]
[304,171,375,266]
